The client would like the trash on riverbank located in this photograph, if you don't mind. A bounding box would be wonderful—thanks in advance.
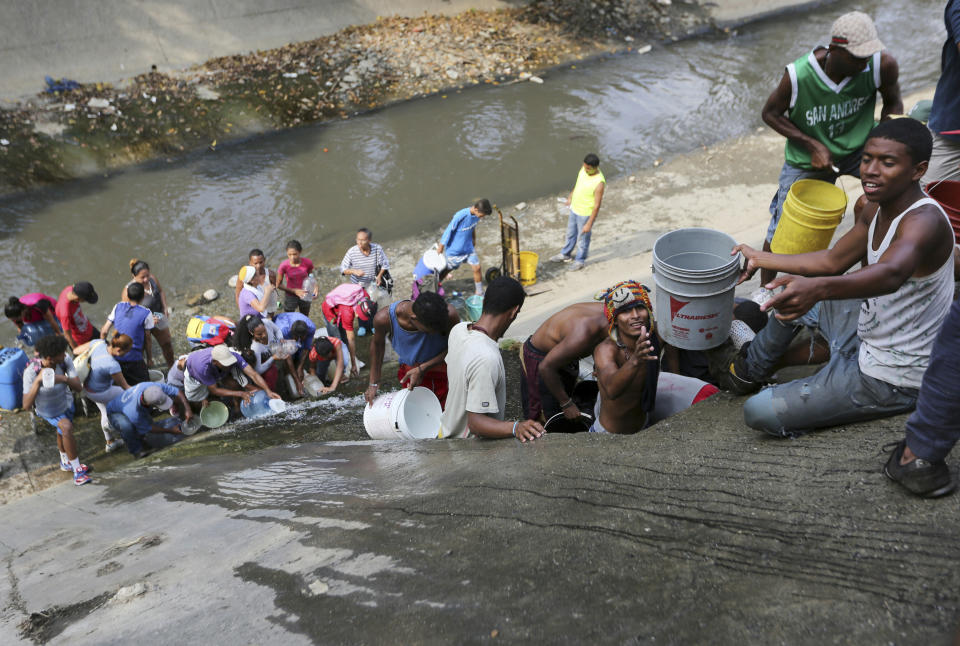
[0,0,710,195]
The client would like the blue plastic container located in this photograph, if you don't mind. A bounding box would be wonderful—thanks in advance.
[240,390,272,419]
[0,347,28,409]
[17,322,55,347]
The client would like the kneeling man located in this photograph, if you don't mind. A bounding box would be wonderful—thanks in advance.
[723,119,954,437]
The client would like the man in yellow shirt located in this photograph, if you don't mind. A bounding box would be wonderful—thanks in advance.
[550,153,606,271]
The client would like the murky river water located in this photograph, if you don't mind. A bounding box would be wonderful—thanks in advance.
[0,0,944,345]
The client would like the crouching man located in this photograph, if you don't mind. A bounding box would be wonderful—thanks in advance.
[591,281,660,434]
[366,291,460,409]
[183,345,280,409]
[107,383,190,459]
[440,277,545,441]
[722,119,954,437]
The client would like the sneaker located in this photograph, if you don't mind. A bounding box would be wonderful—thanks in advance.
[74,471,92,486]
[728,319,757,351]
[709,344,761,395]
[550,254,572,263]
[60,460,72,472]
[569,261,585,271]
[133,448,154,460]
[105,438,125,453]
[883,440,955,498]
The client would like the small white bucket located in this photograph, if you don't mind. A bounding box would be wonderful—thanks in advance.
[652,228,741,350]
[363,387,442,440]
[148,369,164,382]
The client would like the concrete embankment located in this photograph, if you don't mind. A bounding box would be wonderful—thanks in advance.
[1,394,957,644]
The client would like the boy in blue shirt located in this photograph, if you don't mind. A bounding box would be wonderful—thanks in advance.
[437,198,492,295]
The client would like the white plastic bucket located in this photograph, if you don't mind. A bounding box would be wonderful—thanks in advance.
[652,228,741,350]
[363,387,442,440]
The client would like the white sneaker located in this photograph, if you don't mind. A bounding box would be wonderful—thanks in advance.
[569,261,585,271]
[105,438,125,453]
[728,319,756,351]
[550,254,572,263]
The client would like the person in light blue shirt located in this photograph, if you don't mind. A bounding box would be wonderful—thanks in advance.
[106,382,191,458]
[77,335,132,453]
[436,198,492,295]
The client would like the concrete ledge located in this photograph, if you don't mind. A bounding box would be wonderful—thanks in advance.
[1,395,957,643]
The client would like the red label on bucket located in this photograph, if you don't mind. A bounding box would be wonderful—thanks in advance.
[670,296,719,322]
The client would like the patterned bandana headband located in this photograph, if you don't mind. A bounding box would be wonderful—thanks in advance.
[597,280,654,339]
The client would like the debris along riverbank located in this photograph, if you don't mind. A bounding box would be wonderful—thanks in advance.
[0,0,714,194]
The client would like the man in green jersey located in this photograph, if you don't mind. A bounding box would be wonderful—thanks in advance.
[756,11,902,292]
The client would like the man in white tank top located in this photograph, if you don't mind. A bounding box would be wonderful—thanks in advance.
[718,118,954,438]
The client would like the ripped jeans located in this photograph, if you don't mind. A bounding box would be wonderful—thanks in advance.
[741,299,918,437]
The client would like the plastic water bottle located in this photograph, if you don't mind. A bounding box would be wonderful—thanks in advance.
[41,368,55,388]
[301,274,316,302]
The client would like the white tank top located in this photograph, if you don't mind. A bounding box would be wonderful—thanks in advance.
[858,197,955,389]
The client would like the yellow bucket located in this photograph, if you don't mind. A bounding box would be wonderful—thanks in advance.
[770,179,847,255]
[518,251,539,286]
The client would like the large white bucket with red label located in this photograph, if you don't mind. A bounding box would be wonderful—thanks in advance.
[363,386,442,440]
[652,228,741,351]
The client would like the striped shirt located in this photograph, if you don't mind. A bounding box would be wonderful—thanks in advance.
[340,243,389,287]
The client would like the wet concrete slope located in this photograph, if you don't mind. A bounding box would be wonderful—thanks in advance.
[1,396,958,644]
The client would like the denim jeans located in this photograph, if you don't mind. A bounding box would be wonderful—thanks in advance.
[560,209,592,262]
[741,299,917,437]
[766,150,862,242]
[905,298,960,461]
[108,412,181,455]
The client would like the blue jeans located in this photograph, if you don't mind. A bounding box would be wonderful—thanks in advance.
[741,299,917,437]
[905,298,960,461]
[766,150,862,242]
[108,412,180,455]
[560,209,592,262]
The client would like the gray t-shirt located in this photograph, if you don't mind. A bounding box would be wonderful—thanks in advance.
[440,322,505,438]
[23,356,76,418]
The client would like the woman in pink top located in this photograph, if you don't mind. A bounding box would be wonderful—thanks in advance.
[5,293,62,344]
[276,239,318,315]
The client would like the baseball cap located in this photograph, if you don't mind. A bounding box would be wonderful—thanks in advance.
[356,298,377,322]
[830,12,884,58]
[211,344,238,366]
[73,281,99,304]
[142,385,173,410]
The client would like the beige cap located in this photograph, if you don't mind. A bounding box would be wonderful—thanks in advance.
[830,11,884,58]
[211,344,238,366]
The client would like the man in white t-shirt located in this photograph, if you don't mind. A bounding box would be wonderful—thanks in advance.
[441,277,545,441]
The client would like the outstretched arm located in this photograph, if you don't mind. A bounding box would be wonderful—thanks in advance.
[765,209,950,319]
[466,412,544,442]
[539,330,599,420]
[365,310,390,405]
